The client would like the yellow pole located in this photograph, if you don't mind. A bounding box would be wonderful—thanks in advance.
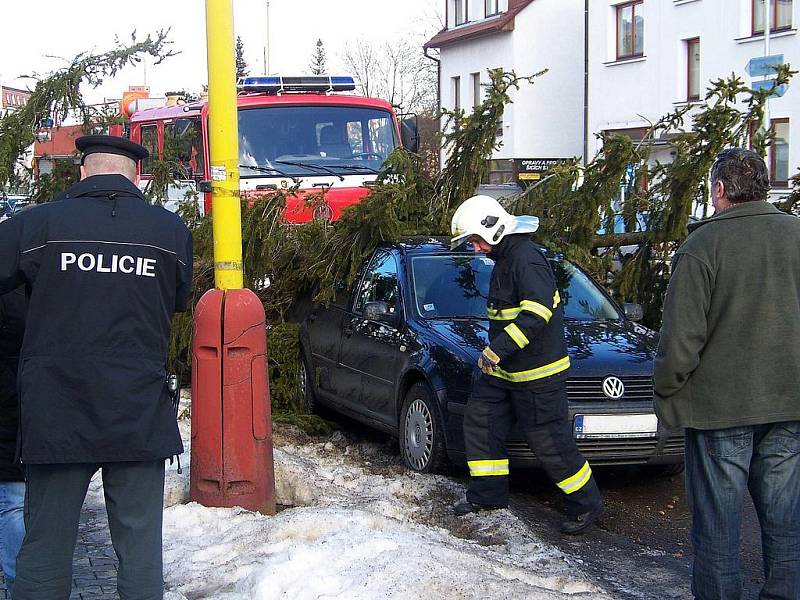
[206,0,243,290]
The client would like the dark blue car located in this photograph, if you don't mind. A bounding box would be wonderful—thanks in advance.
[300,237,683,473]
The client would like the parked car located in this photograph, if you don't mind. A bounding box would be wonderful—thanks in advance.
[299,237,683,474]
[0,195,31,221]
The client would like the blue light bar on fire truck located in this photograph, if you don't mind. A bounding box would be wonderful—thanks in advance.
[237,76,356,93]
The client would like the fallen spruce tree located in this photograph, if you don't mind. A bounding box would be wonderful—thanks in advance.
[169,66,797,427]
[1,51,796,427]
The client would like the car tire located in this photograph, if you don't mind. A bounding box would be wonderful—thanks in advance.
[399,382,448,474]
[299,352,317,414]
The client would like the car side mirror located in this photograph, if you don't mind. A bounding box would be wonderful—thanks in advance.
[364,301,397,324]
[623,303,644,322]
[400,116,419,154]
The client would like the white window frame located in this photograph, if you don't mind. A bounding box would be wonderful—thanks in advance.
[454,0,469,25]
[452,76,461,112]
[471,73,482,109]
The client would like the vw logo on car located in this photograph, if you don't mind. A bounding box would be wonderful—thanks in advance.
[602,376,625,399]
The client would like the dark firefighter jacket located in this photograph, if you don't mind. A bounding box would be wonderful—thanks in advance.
[486,234,570,387]
[0,175,193,464]
[0,286,25,480]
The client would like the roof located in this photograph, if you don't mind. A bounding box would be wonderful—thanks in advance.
[0,85,31,95]
[424,0,535,49]
[130,94,395,123]
[396,237,452,252]
[391,237,483,255]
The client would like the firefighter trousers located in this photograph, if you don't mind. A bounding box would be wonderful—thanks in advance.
[464,375,602,515]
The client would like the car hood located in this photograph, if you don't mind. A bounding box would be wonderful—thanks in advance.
[424,318,657,377]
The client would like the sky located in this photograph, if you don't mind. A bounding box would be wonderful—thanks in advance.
[0,0,443,104]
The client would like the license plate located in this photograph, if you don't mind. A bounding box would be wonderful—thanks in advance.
[574,414,658,439]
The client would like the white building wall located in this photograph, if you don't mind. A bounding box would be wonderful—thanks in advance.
[441,35,515,158]
[440,0,585,162]
[589,0,800,197]
[510,0,585,159]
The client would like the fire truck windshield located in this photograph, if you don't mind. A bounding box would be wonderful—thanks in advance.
[238,105,397,178]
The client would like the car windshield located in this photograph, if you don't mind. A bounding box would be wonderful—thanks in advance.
[238,105,397,177]
[410,254,621,321]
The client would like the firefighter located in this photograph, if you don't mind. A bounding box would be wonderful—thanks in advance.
[450,195,604,535]
[0,135,193,599]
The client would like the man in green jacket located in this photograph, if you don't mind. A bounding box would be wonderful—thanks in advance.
[654,148,800,600]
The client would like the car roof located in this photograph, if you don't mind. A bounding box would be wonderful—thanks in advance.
[387,236,559,259]
[387,237,456,255]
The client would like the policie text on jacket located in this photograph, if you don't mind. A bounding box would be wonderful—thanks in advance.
[60,252,157,278]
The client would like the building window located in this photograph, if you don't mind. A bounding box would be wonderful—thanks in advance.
[753,0,793,34]
[616,1,644,59]
[471,73,482,109]
[687,38,701,101]
[483,159,514,184]
[452,76,461,112]
[454,0,468,25]
[486,0,500,17]
[770,118,790,186]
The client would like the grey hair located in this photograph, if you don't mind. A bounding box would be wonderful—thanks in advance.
[710,148,770,204]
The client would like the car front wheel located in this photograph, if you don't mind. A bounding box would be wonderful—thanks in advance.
[299,353,317,414]
[399,382,448,474]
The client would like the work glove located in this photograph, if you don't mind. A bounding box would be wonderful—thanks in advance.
[478,347,500,375]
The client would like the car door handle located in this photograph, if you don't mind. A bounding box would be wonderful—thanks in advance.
[343,327,354,337]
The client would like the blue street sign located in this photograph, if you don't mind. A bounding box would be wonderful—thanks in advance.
[624,163,636,184]
[751,79,788,97]
[746,54,784,78]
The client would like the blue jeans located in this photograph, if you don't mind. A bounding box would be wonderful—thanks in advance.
[0,481,25,595]
[685,422,800,600]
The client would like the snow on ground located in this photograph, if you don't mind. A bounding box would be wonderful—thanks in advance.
[89,391,614,599]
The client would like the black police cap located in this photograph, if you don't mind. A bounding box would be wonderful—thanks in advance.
[75,135,149,164]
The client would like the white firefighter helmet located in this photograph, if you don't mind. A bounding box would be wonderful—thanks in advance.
[450,195,539,249]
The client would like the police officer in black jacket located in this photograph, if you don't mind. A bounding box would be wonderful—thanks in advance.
[449,195,603,534]
[0,286,26,594]
[0,135,193,599]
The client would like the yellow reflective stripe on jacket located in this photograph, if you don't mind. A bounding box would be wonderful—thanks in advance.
[504,323,530,349]
[557,461,592,495]
[468,459,510,477]
[520,300,552,323]
[488,300,553,322]
[553,290,561,308]
[490,355,571,383]
[487,306,521,320]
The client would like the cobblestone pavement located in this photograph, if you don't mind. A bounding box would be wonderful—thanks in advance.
[0,496,120,600]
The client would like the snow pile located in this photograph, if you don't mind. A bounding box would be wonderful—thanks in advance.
[154,423,611,599]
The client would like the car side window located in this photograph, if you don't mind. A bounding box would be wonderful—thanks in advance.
[354,251,400,316]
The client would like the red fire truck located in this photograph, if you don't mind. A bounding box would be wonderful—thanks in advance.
[116,76,418,222]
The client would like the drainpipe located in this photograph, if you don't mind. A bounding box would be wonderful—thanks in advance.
[763,0,771,135]
[424,46,442,172]
[583,0,589,166]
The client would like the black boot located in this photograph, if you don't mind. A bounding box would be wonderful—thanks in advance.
[560,504,604,535]
[453,499,507,516]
